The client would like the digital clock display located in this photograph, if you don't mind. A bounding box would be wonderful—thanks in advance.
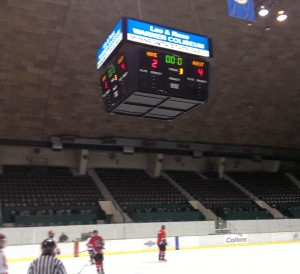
[165,54,183,66]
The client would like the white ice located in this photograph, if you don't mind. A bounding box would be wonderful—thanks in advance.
[8,242,300,274]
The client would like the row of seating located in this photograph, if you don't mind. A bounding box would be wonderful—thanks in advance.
[132,211,205,222]
[166,170,274,220]
[0,165,104,207]
[95,168,196,221]
[227,172,300,207]
[1,166,300,225]
[0,165,107,225]
[2,204,107,225]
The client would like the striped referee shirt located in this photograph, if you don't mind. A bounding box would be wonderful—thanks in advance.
[27,255,67,274]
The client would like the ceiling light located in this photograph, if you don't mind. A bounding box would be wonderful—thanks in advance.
[259,6,269,16]
[276,10,287,22]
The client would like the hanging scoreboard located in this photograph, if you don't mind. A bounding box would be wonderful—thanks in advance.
[97,17,212,120]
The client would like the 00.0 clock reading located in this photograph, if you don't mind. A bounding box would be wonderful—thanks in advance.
[165,54,183,66]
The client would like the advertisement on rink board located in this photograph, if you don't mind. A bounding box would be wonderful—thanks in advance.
[103,237,175,253]
[143,237,174,250]
[292,232,300,241]
[271,231,300,242]
[224,234,248,244]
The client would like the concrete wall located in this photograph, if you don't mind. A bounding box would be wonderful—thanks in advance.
[0,145,291,173]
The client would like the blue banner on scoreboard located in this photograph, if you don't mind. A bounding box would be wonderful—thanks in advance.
[96,17,212,70]
[126,18,211,58]
[96,19,123,69]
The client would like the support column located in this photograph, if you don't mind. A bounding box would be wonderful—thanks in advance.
[147,153,164,177]
[78,149,89,175]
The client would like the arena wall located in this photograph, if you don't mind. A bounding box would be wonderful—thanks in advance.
[5,231,300,262]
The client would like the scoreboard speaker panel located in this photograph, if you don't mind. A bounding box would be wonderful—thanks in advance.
[113,104,153,117]
[110,92,202,120]
[123,92,167,107]
[159,97,204,111]
[99,45,209,120]
[144,108,183,120]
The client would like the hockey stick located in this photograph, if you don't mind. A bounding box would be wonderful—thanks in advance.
[75,249,89,256]
[77,259,91,274]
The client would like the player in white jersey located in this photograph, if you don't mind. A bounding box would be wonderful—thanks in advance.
[0,233,8,274]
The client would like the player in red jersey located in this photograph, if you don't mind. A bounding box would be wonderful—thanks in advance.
[87,230,105,274]
[157,225,167,261]
[46,230,60,255]
[86,231,95,264]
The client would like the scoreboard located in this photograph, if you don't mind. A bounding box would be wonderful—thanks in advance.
[100,47,209,114]
[97,17,212,120]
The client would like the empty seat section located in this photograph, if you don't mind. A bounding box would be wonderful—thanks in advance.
[0,165,107,226]
[227,172,300,218]
[95,168,201,222]
[166,170,270,220]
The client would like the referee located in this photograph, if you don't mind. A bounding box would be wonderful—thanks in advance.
[27,238,67,274]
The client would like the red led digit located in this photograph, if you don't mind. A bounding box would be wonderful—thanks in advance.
[151,59,158,69]
[197,68,204,77]
[104,81,108,89]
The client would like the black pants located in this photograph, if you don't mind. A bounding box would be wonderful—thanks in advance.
[158,243,166,252]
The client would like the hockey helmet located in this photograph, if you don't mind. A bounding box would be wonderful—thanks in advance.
[161,225,166,229]
[48,230,55,237]
[41,238,56,255]
[92,230,98,236]
[0,233,6,249]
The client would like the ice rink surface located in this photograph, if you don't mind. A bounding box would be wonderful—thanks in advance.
[8,242,300,274]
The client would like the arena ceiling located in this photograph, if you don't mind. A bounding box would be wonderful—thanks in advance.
[0,0,299,153]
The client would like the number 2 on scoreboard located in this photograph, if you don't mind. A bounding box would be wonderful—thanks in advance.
[151,59,158,69]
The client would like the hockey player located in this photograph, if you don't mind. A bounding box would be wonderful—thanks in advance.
[48,230,55,239]
[87,230,105,274]
[86,232,95,264]
[27,238,67,274]
[157,225,167,261]
[47,230,60,255]
[0,233,8,274]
